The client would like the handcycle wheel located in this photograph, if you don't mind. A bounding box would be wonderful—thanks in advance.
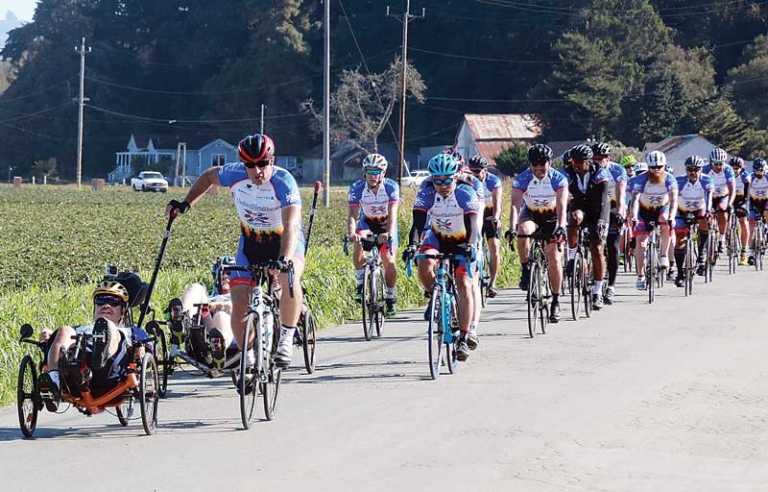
[17,354,39,438]
[373,267,385,338]
[239,316,258,430]
[145,321,168,398]
[361,268,373,341]
[527,261,541,338]
[427,288,442,380]
[116,396,133,426]
[570,250,583,321]
[139,352,159,435]
[300,305,318,374]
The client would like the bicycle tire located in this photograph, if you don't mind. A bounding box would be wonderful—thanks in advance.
[540,271,549,335]
[262,312,281,421]
[446,288,459,375]
[527,260,541,338]
[427,288,442,380]
[139,353,159,436]
[361,268,373,341]
[583,250,593,318]
[17,354,39,438]
[373,267,385,338]
[570,250,583,321]
[647,239,656,304]
[239,317,257,429]
[684,237,694,297]
[300,306,317,374]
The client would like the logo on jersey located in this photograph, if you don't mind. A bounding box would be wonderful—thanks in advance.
[243,209,271,226]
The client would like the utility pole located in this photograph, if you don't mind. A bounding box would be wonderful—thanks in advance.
[260,104,266,134]
[74,37,91,189]
[387,2,425,187]
[323,0,331,207]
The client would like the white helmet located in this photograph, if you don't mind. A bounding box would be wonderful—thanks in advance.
[646,150,667,168]
[709,147,728,164]
[361,153,388,171]
[634,162,649,173]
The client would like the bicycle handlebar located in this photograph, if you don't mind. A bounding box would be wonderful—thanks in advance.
[222,262,295,297]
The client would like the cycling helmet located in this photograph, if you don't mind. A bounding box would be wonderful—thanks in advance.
[709,147,728,164]
[620,155,637,168]
[591,142,611,157]
[633,162,648,173]
[362,153,388,170]
[238,133,275,164]
[571,144,593,161]
[646,150,667,168]
[428,153,460,176]
[528,144,553,163]
[684,155,705,168]
[93,281,129,304]
[729,156,744,168]
[468,154,489,169]
[562,149,573,166]
[753,158,767,171]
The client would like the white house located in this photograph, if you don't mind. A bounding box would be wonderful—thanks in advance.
[454,113,542,165]
[643,134,719,176]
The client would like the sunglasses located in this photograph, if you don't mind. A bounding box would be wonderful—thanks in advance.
[364,169,384,176]
[530,161,548,167]
[433,177,455,186]
[712,162,724,166]
[686,167,701,172]
[94,295,123,307]
[468,168,484,174]
[648,166,664,170]
[244,159,272,169]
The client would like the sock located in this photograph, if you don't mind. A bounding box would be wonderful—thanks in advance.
[281,325,297,339]
[385,286,396,300]
[592,280,604,295]
[469,322,478,335]
[567,247,576,260]
[674,248,685,277]
[355,269,365,286]
[552,293,559,303]
[245,350,256,366]
[698,231,709,260]
[48,370,60,386]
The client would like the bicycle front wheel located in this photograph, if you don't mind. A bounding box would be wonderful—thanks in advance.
[373,267,385,338]
[570,250,583,321]
[427,288,443,379]
[361,268,373,341]
[684,239,694,297]
[262,313,282,421]
[527,261,541,338]
[239,316,257,430]
[647,242,656,304]
[17,354,39,438]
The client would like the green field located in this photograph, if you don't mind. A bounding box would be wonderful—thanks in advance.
[0,182,519,404]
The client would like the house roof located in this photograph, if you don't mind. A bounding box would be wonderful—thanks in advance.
[126,132,234,152]
[464,114,542,141]
[643,134,704,153]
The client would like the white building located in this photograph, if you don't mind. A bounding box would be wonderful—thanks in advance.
[454,114,542,165]
[643,134,719,176]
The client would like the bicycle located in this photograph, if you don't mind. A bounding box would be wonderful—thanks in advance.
[726,209,740,275]
[621,226,634,273]
[643,220,665,304]
[568,226,593,321]
[479,234,492,308]
[344,234,389,341]
[753,216,767,271]
[224,260,294,429]
[516,230,554,337]
[705,213,719,283]
[405,250,462,380]
[681,213,700,297]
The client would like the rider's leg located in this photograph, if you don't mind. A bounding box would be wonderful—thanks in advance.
[659,220,672,268]
[590,237,606,294]
[417,256,438,293]
[674,224,688,280]
[488,237,501,288]
[544,241,563,296]
[516,221,536,289]
[181,283,208,314]
[274,256,305,367]
[230,284,253,354]
[455,271,474,334]
[739,215,750,261]
[381,244,397,290]
[352,238,366,299]
[567,211,583,270]
[634,224,650,286]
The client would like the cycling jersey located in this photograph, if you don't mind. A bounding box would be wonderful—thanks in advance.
[565,165,611,220]
[630,173,677,231]
[676,175,713,214]
[348,178,400,234]
[702,164,735,198]
[734,171,750,200]
[478,172,502,215]
[415,183,481,248]
[600,162,628,208]
[218,163,305,268]
[750,174,768,218]
[513,168,567,223]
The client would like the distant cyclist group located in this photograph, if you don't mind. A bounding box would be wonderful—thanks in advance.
[17,132,768,437]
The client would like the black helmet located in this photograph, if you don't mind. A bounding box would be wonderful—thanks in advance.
[729,156,744,168]
[684,155,705,168]
[562,149,573,165]
[468,154,489,169]
[571,144,594,161]
[238,133,275,164]
[528,144,553,163]
[753,158,767,171]
[591,142,611,157]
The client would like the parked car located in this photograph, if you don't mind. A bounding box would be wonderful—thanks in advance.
[401,169,430,188]
[131,171,169,192]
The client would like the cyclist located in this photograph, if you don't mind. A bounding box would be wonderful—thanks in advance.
[703,147,735,255]
[468,154,503,298]
[508,144,568,322]
[408,153,481,361]
[166,133,305,383]
[591,143,627,305]
[748,158,768,264]
[347,153,400,316]
[729,156,751,265]
[564,144,611,309]
[630,150,678,290]
[621,155,637,178]
[673,156,713,286]
[37,278,150,411]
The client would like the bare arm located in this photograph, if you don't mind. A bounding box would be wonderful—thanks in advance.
[727,182,735,207]
[555,186,568,229]
[387,201,399,238]
[280,204,301,259]
[492,187,503,222]
[347,205,360,239]
[165,167,221,217]
[668,188,678,221]
[510,189,523,231]
[616,180,627,217]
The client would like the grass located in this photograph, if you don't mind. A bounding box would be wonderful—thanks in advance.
[0,182,519,405]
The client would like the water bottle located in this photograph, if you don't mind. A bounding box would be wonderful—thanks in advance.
[262,302,274,350]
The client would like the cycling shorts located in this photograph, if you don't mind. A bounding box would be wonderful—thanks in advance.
[419,230,476,278]
[231,233,305,287]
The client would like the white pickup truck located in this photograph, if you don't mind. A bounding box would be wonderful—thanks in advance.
[131,171,169,192]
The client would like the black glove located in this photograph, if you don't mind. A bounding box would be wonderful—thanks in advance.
[402,245,416,264]
[553,226,566,241]
[274,256,292,271]
[465,244,478,263]
[504,229,516,242]
[168,199,190,214]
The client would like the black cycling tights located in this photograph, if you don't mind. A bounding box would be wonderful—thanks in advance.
[607,232,620,286]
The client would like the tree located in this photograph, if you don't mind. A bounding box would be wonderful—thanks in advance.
[30,157,57,180]
[494,144,529,177]
[727,35,768,128]
[302,57,426,152]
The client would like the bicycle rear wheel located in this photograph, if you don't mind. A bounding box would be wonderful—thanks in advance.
[139,353,159,436]
[300,306,317,374]
[570,250,583,320]
[527,261,541,338]
[146,321,168,398]
[427,288,443,379]
[239,317,257,430]
[756,225,765,271]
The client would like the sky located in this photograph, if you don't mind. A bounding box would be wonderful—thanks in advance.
[0,0,36,21]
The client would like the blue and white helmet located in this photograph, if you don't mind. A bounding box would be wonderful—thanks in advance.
[361,153,388,171]
[646,150,667,168]
[634,162,649,173]
[428,153,460,177]
[709,147,728,164]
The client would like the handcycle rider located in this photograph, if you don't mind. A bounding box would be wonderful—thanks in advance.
[37,274,150,412]
[564,144,612,309]
[347,153,400,316]
[405,153,482,361]
[507,144,568,323]
[166,133,304,392]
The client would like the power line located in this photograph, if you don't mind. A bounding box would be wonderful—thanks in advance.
[84,103,306,124]
[84,74,314,96]
[0,102,72,124]
[0,78,74,104]
[409,46,559,65]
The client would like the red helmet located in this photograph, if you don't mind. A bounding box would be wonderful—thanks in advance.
[238,133,275,164]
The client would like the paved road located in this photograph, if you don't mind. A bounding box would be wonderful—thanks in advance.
[2,264,768,491]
